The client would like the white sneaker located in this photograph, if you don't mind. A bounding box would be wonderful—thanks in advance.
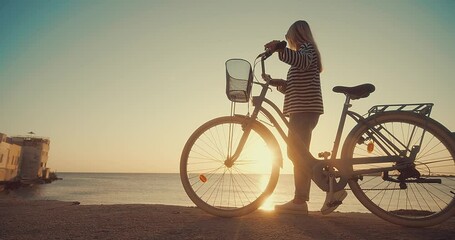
[321,190,347,215]
[275,200,308,215]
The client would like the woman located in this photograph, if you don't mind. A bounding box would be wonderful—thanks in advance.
[263,20,347,215]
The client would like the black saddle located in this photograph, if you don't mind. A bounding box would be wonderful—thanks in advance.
[333,84,375,100]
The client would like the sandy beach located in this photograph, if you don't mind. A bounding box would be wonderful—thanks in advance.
[0,198,453,240]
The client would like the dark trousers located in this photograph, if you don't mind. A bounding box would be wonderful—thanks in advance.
[287,112,320,201]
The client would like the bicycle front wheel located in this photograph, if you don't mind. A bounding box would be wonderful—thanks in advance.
[342,111,455,227]
[180,116,282,217]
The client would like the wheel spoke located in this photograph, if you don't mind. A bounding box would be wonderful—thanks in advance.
[346,112,455,226]
[180,117,280,216]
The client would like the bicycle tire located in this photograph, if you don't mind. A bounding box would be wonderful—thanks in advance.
[342,111,455,227]
[180,116,282,217]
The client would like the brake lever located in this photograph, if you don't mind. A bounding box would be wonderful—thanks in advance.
[257,50,272,60]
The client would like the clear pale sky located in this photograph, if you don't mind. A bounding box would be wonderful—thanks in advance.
[1,0,454,173]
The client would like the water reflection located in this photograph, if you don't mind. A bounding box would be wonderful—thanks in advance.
[4,185,44,199]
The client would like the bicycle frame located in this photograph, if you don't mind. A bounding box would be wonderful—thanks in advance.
[226,55,426,192]
[180,49,454,227]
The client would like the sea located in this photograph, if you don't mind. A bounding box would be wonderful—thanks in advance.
[4,172,370,213]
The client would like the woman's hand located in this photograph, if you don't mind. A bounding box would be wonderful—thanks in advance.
[264,40,281,52]
[262,74,286,92]
[276,84,286,93]
[262,73,285,85]
[270,79,286,87]
[264,40,285,52]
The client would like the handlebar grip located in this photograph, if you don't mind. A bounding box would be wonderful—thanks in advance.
[259,41,287,59]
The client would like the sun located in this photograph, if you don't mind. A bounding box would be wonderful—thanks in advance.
[230,141,276,175]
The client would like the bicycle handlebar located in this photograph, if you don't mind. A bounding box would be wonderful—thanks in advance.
[257,41,287,60]
[257,41,287,81]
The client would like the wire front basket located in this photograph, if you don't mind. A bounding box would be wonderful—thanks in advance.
[225,59,253,103]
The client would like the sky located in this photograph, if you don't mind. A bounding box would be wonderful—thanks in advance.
[1,0,454,173]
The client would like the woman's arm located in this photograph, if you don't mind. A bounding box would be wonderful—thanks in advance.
[276,82,286,94]
[262,74,287,94]
[278,44,314,70]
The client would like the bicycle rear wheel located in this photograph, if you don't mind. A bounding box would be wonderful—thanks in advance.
[180,116,282,217]
[342,111,455,227]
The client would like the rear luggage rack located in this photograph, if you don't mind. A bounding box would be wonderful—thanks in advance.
[367,103,433,117]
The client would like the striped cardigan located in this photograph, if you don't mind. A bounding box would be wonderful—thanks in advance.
[278,42,323,115]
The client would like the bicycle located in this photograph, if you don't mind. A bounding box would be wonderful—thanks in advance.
[180,47,455,227]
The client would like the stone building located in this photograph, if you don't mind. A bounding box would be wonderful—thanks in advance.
[0,133,22,182]
[0,133,51,182]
